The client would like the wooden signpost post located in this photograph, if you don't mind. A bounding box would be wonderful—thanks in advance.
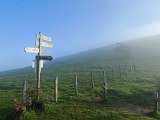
[24,32,53,101]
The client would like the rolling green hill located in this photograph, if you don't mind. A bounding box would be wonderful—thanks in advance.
[2,35,160,75]
[1,35,160,120]
[52,35,160,66]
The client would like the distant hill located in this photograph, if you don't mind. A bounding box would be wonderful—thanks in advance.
[1,35,160,75]
[50,35,160,66]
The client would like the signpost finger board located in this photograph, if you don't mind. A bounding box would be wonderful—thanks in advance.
[24,47,44,53]
[36,34,52,41]
[35,41,53,48]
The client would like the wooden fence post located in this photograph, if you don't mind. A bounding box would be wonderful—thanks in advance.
[75,73,78,95]
[102,83,107,100]
[22,80,26,104]
[125,63,128,75]
[133,64,136,72]
[102,68,107,83]
[154,92,158,112]
[112,67,115,80]
[102,68,107,100]
[91,72,94,88]
[130,65,133,72]
[54,77,58,103]
[119,65,122,78]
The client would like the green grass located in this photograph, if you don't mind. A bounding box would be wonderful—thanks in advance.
[0,62,160,120]
[19,102,153,120]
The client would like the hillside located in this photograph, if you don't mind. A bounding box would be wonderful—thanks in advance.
[2,35,160,76]
[1,35,160,120]
[53,35,160,65]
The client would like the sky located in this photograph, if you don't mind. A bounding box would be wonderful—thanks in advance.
[0,0,160,71]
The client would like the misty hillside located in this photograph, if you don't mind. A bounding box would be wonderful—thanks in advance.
[1,35,160,120]
[1,35,160,75]
[51,35,160,66]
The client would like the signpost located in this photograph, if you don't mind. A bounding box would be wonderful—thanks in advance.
[35,41,53,48]
[24,32,53,101]
[36,55,53,61]
[36,34,52,41]
[24,47,42,53]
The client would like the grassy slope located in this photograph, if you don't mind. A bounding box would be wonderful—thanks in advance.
[20,103,153,120]
[1,35,160,119]
[0,62,159,120]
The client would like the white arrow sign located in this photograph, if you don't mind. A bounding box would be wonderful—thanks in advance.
[35,41,53,48]
[36,34,52,41]
[24,47,43,53]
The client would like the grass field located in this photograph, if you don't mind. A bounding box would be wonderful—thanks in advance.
[1,60,160,120]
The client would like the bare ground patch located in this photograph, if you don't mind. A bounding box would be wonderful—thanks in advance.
[85,96,152,116]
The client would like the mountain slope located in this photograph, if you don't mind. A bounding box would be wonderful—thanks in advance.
[1,35,160,120]
[48,34,160,67]
[1,34,160,75]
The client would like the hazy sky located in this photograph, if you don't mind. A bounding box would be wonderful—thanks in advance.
[0,0,160,71]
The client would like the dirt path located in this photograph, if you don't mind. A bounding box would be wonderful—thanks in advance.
[87,96,152,115]
[107,101,152,115]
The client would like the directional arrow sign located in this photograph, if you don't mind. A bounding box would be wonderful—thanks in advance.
[36,34,52,41]
[35,41,53,48]
[24,47,43,53]
[36,55,53,61]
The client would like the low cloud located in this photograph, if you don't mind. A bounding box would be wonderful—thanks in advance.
[123,20,160,40]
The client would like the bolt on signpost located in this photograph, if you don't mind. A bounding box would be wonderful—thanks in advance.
[24,32,53,101]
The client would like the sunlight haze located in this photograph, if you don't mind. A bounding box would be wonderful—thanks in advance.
[0,0,160,71]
